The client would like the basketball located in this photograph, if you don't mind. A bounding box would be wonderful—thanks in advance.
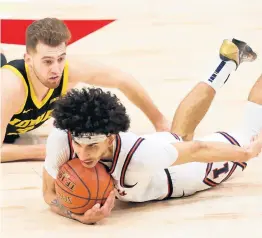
[55,158,114,214]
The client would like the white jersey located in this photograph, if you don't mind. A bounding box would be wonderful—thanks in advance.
[103,131,181,202]
[44,128,181,202]
[45,101,262,203]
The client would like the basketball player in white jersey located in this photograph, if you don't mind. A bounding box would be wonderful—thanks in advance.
[43,38,261,224]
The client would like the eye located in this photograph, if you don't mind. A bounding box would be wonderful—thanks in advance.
[44,60,52,65]
[89,144,97,148]
[58,57,65,62]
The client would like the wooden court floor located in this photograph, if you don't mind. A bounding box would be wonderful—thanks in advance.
[1,1,262,237]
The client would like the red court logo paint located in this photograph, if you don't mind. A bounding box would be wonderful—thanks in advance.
[1,19,115,45]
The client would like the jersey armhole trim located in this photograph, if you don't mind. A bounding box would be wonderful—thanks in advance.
[62,61,69,95]
[2,65,28,114]
[25,63,54,109]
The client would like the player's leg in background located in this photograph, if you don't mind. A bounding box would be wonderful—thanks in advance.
[190,73,262,189]
[145,108,262,202]
[171,39,257,141]
[248,74,262,104]
[226,73,262,149]
[216,70,262,151]
[158,123,260,201]
[242,73,262,139]
[0,48,7,67]
[149,41,259,201]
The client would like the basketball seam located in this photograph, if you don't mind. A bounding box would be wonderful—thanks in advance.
[56,161,113,212]
[94,166,99,205]
[55,180,93,201]
[56,166,92,200]
[67,162,92,197]
[102,170,113,201]
[56,165,91,200]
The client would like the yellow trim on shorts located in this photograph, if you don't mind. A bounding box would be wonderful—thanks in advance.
[2,65,28,114]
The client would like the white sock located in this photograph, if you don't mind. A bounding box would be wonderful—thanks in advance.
[202,60,237,92]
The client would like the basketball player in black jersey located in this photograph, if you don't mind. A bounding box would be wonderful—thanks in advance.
[0,18,170,162]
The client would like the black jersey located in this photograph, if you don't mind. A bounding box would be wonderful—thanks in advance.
[3,59,68,136]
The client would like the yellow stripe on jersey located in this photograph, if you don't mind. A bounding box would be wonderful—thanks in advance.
[8,108,54,134]
[62,61,69,95]
[25,64,54,109]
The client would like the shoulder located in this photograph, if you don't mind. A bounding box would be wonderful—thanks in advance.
[1,65,26,111]
[44,127,71,179]
[46,127,69,152]
[47,127,68,139]
[1,65,25,93]
[119,131,139,140]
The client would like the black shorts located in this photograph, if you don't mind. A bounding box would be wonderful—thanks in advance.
[3,134,20,144]
[1,53,7,67]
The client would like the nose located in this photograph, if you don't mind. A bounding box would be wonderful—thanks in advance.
[51,61,60,74]
[78,151,91,161]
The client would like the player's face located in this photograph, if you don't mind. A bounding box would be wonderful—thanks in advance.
[25,42,67,89]
[72,137,113,168]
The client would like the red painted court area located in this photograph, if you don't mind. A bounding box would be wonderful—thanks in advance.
[1,19,115,45]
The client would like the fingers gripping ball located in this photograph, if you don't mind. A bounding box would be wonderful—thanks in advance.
[55,158,114,214]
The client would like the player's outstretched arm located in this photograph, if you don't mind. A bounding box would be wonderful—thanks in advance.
[1,68,24,146]
[42,168,73,219]
[171,138,262,165]
[67,57,170,132]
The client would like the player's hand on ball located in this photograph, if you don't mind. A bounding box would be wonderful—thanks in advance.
[70,190,115,224]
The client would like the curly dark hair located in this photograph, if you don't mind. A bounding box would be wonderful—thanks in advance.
[52,87,130,137]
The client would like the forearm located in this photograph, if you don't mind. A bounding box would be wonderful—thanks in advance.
[70,59,166,128]
[1,143,46,162]
[119,79,165,126]
[192,141,253,163]
[44,192,73,219]
[173,140,253,165]
[171,82,215,141]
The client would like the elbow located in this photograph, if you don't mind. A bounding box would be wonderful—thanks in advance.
[173,140,205,165]
[188,141,206,162]
[42,187,49,205]
[43,189,57,207]
[115,71,137,92]
[117,77,132,92]
[42,183,54,206]
[191,140,205,154]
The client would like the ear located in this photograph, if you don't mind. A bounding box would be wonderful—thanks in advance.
[107,135,115,146]
[24,52,32,65]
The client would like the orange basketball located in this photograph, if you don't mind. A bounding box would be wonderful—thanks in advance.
[55,158,114,214]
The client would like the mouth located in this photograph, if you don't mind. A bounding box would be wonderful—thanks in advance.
[49,76,59,81]
[81,160,97,167]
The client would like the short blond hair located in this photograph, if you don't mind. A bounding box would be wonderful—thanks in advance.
[26,18,71,52]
